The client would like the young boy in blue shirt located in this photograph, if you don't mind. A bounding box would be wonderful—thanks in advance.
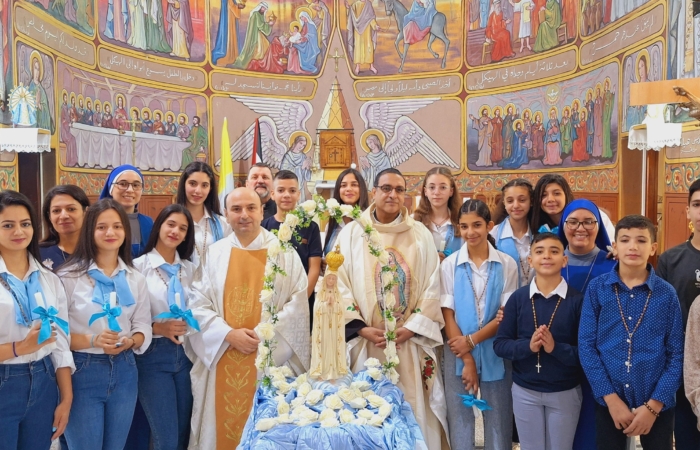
[579,215,684,450]
[494,232,584,450]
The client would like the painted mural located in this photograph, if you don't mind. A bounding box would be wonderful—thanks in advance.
[1,0,673,197]
[467,62,619,171]
[56,60,208,172]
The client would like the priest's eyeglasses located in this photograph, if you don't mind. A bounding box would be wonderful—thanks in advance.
[564,219,598,230]
[377,185,406,195]
[112,181,143,191]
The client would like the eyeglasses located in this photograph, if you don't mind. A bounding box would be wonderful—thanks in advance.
[112,181,143,191]
[376,185,406,195]
[564,219,598,230]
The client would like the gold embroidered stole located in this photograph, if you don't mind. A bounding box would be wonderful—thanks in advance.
[215,247,266,449]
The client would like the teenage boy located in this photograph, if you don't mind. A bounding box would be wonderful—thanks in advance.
[657,178,700,449]
[261,170,322,332]
[494,232,584,450]
[579,215,684,450]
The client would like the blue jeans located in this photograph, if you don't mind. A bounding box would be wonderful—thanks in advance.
[0,356,57,450]
[135,338,193,450]
[64,351,138,450]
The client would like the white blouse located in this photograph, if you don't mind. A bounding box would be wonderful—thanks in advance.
[0,256,74,371]
[59,259,153,355]
[191,211,232,269]
[490,219,534,287]
[440,242,519,318]
[133,249,196,338]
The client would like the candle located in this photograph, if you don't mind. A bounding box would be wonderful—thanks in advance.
[34,292,45,308]
[175,292,185,342]
[109,292,117,309]
[439,240,446,252]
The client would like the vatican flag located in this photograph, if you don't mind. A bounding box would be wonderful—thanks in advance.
[218,117,234,215]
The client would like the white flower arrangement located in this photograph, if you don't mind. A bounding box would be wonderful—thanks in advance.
[256,196,402,386]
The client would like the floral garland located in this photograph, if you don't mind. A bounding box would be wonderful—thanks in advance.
[254,197,401,386]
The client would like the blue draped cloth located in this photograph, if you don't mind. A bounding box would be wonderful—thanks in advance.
[1,271,44,326]
[294,19,321,74]
[239,371,424,449]
[404,0,437,30]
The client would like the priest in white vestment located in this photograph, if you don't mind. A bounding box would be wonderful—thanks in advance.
[188,188,310,450]
[336,168,449,448]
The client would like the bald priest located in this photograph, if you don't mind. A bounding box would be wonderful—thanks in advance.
[188,188,310,449]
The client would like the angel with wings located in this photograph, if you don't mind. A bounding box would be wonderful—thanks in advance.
[227,96,315,200]
[358,98,458,187]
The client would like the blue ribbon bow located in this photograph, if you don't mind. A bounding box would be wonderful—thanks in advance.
[459,394,492,411]
[154,304,200,332]
[158,263,186,309]
[538,224,559,234]
[33,306,70,344]
[89,303,123,332]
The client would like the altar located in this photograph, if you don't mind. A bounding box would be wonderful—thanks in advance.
[70,123,190,171]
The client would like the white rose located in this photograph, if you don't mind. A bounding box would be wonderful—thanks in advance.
[267,240,282,258]
[277,413,294,424]
[280,366,294,378]
[348,397,367,409]
[351,417,368,426]
[277,224,293,242]
[350,381,371,392]
[259,345,270,358]
[300,408,319,421]
[255,418,278,431]
[364,358,381,368]
[284,213,300,228]
[296,418,313,427]
[277,400,290,415]
[377,251,389,265]
[260,310,272,323]
[326,198,340,210]
[368,231,382,247]
[387,354,399,366]
[291,396,306,409]
[337,387,357,404]
[297,382,312,397]
[272,380,291,394]
[319,408,336,421]
[362,390,376,398]
[255,354,265,369]
[384,293,397,310]
[296,373,308,385]
[259,289,273,304]
[305,389,325,406]
[358,216,372,230]
[291,405,310,419]
[367,367,383,381]
[339,408,355,423]
[320,417,340,428]
[357,409,374,420]
[255,323,275,341]
[369,414,385,427]
[381,271,395,287]
[323,394,344,410]
[386,317,396,332]
[388,368,399,384]
[386,340,397,356]
[301,200,317,214]
[366,394,386,408]
[339,204,354,217]
[379,403,392,418]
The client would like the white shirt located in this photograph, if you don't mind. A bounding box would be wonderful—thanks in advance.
[440,242,519,321]
[0,256,74,371]
[429,221,451,251]
[529,276,568,299]
[59,258,153,355]
[191,211,232,269]
[133,249,196,338]
[490,219,533,287]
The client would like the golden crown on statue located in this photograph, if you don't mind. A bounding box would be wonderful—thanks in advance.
[325,245,344,273]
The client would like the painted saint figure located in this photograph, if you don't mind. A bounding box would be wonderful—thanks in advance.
[572,108,590,162]
[181,116,207,169]
[585,91,595,155]
[485,0,514,62]
[212,0,246,65]
[469,107,493,167]
[602,79,615,160]
[166,0,194,60]
[359,133,391,189]
[543,108,562,165]
[592,86,603,157]
[626,53,649,130]
[145,0,172,53]
[533,0,561,53]
[502,105,518,159]
[60,91,78,167]
[530,112,545,160]
[165,113,177,136]
[560,107,574,156]
[294,12,321,73]
[102,102,114,128]
[93,102,103,127]
[152,112,165,134]
[310,0,331,53]
[113,95,129,132]
[280,135,313,202]
[490,107,504,163]
[177,115,190,140]
[510,0,532,52]
[105,0,128,41]
[127,0,148,50]
[28,54,54,133]
[500,119,529,169]
[345,0,380,74]
[233,2,275,70]
[403,0,437,45]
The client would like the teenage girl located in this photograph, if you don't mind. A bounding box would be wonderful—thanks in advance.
[323,168,370,257]
[176,162,231,274]
[0,191,73,450]
[491,178,534,288]
[39,185,90,271]
[134,204,197,450]
[99,165,153,258]
[414,166,464,261]
[531,174,615,238]
[441,199,519,450]
[60,199,152,450]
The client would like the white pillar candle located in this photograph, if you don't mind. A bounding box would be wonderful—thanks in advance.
[109,292,117,309]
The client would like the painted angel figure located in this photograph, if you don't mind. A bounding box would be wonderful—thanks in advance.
[226,96,315,200]
[309,246,349,381]
[358,98,459,188]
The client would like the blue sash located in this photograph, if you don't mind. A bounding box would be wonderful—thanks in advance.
[454,256,505,381]
[496,220,531,288]
[443,224,463,257]
[208,215,224,242]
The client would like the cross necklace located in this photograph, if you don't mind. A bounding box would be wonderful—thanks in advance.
[613,284,652,373]
[531,294,562,373]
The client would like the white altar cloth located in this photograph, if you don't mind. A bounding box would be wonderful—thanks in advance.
[70,123,189,171]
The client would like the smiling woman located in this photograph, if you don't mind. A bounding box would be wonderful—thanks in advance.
[39,185,90,271]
